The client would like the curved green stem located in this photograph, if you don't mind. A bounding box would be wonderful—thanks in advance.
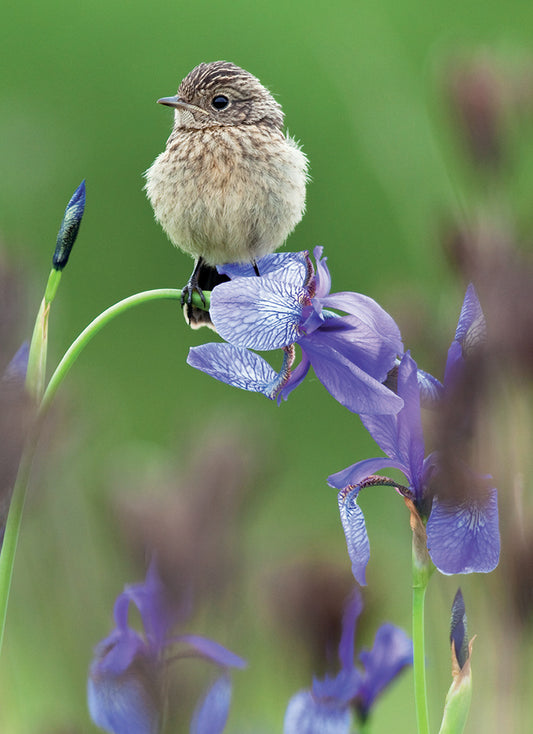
[40,288,183,416]
[0,286,197,657]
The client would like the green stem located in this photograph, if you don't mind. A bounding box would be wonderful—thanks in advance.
[0,428,39,654]
[40,288,183,416]
[44,268,62,304]
[412,541,432,734]
[26,269,63,401]
[0,287,191,657]
[26,298,49,401]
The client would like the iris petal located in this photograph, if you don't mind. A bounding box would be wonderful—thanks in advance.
[320,292,402,351]
[312,246,332,297]
[302,339,403,415]
[284,690,352,734]
[308,315,401,383]
[177,635,247,669]
[190,674,232,734]
[218,251,308,282]
[187,344,280,398]
[359,353,424,496]
[328,457,407,490]
[357,624,413,717]
[416,367,443,406]
[277,351,311,403]
[337,590,363,672]
[88,665,160,734]
[426,487,500,574]
[211,278,304,350]
[338,487,370,586]
[454,283,486,349]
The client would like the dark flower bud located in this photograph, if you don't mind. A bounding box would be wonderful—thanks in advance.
[450,588,469,670]
[52,180,86,271]
[438,589,474,732]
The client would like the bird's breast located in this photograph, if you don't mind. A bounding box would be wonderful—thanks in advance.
[145,125,308,265]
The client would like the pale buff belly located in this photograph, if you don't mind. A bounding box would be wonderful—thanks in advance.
[145,127,307,265]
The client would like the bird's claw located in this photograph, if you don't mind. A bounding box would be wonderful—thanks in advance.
[181,282,206,308]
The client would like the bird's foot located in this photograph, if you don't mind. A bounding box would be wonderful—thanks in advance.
[181,279,210,329]
[180,280,206,309]
[181,258,229,329]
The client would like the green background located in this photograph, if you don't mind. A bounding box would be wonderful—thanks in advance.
[1,0,533,732]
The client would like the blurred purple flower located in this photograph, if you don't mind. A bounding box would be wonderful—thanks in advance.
[190,673,232,734]
[443,282,487,386]
[188,248,403,415]
[2,341,29,385]
[355,623,414,720]
[329,285,500,584]
[283,589,412,733]
[88,562,245,734]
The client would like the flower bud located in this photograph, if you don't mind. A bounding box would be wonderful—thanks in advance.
[52,180,86,271]
[437,589,474,734]
[450,588,469,670]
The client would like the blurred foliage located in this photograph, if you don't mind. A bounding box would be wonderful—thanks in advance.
[2,0,533,732]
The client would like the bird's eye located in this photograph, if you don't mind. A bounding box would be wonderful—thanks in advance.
[211,95,229,110]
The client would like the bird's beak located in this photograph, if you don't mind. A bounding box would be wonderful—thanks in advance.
[157,95,188,108]
[157,96,207,114]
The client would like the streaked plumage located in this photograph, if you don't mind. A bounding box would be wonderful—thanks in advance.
[145,61,308,326]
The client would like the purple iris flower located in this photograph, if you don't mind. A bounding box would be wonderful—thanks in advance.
[329,285,500,584]
[190,673,233,734]
[187,248,403,415]
[443,283,486,387]
[88,562,246,734]
[283,590,412,733]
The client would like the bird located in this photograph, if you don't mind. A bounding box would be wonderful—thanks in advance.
[144,60,308,327]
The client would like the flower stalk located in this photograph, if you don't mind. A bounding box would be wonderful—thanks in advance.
[40,288,184,416]
[25,269,60,402]
[412,570,430,734]
[0,427,39,653]
[0,282,199,659]
[411,502,434,734]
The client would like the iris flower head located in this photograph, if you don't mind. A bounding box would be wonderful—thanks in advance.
[188,247,404,416]
[284,589,412,734]
[88,562,245,734]
[329,285,500,585]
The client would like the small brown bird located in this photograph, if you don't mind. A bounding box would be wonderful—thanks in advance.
[145,61,308,326]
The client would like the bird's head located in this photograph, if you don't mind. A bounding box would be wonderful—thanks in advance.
[158,61,284,130]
